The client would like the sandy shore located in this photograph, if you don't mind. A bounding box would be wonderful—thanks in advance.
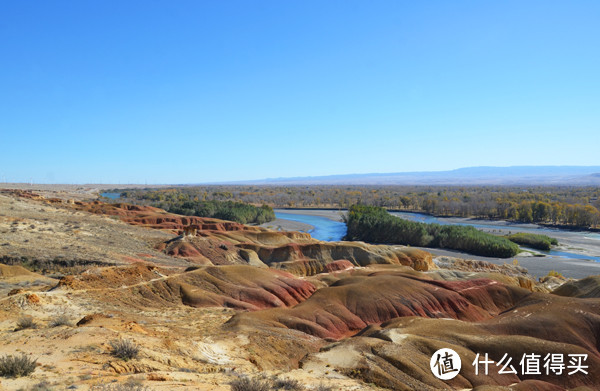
[260,217,314,233]
[270,208,600,279]
[419,247,600,279]
[416,215,600,259]
[274,208,347,222]
[259,209,347,233]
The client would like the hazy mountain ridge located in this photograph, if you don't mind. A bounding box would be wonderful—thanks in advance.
[226,166,600,185]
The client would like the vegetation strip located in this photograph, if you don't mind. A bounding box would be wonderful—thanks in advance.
[344,205,520,258]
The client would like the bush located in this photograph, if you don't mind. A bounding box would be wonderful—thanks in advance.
[546,270,564,278]
[344,205,520,258]
[91,380,147,391]
[161,200,276,225]
[16,316,37,330]
[272,378,304,391]
[506,232,558,251]
[0,354,37,377]
[229,377,271,391]
[22,381,52,391]
[49,314,72,327]
[314,385,333,391]
[109,339,139,361]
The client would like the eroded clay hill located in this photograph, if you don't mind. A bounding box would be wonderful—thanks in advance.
[1,190,599,390]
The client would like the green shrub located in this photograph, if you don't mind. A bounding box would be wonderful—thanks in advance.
[16,316,37,331]
[506,232,558,251]
[546,270,564,278]
[49,314,72,327]
[229,377,271,391]
[344,205,519,258]
[0,354,37,377]
[272,378,304,391]
[21,381,53,391]
[91,380,148,391]
[163,200,275,225]
[109,339,139,361]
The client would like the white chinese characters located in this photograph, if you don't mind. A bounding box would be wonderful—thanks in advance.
[472,353,588,376]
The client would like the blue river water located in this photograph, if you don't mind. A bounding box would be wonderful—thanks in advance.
[98,193,599,262]
[274,212,347,242]
[390,211,600,262]
[100,192,122,200]
[277,209,600,262]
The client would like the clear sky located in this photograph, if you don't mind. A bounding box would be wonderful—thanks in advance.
[1,1,599,184]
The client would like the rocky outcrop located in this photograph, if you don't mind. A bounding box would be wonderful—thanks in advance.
[226,268,530,340]
[300,290,600,390]
[552,275,600,298]
[236,242,435,275]
[58,264,316,311]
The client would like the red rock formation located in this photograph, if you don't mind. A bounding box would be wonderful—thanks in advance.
[227,270,530,340]
[57,264,316,311]
[237,242,435,275]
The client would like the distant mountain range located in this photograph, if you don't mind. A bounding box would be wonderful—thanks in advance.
[224,166,600,185]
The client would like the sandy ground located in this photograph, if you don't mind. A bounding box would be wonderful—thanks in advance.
[260,209,346,233]
[275,209,346,222]
[412,214,600,258]
[0,193,185,268]
[0,184,167,201]
[420,247,600,279]
[260,218,313,233]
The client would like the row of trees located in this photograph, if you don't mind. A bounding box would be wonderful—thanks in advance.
[110,185,600,229]
[344,205,520,258]
[155,199,274,225]
[506,233,558,251]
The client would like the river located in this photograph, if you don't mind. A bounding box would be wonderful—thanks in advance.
[274,211,347,242]
[389,211,600,262]
[274,209,600,273]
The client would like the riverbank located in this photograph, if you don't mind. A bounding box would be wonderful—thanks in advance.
[260,217,314,233]
[260,209,347,233]
[419,246,600,280]
[275,208,346,222]
[271,208,600,279]
[390,212,600,260]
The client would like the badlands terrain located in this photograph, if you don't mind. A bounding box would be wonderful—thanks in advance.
[0,188,599,390]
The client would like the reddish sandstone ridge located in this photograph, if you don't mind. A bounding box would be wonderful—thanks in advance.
[236,242,435,275]
[302,292,600,390]
[226,270,530,340]
[57,264,316,311]
[552,275,600,298]
[76,201,257,234]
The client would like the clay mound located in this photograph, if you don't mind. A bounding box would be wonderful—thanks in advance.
[158,236,247,266]
[215,230,314,246]
[236,242,435,276]
[302,292,600,390]
[63,264,316,311]
[77,201,262,234]
[57,263,169,290]
[552,275,600,298]
[226,269,530,339]
[172,266,317,310]
[435,256,530,278]
[0,263,38,278]
[161,240,213,265]
[323,260,354,273]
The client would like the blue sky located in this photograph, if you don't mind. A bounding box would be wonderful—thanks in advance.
[1,1,599,184]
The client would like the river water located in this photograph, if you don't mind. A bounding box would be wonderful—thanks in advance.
[99,191,600,264]
[274,212,347,242]
[275,209,600,263]
[390,211,600,262]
